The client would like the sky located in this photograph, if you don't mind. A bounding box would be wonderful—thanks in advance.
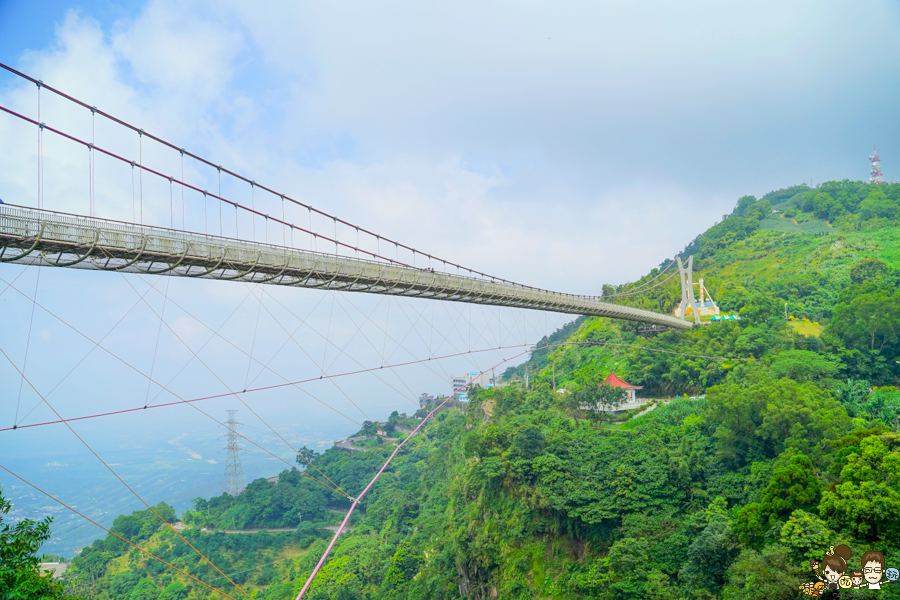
[1,0,900,553]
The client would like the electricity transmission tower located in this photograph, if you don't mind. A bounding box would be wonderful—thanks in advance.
[222,410,246,496]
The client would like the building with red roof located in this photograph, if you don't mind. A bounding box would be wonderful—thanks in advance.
[603,372,642,402]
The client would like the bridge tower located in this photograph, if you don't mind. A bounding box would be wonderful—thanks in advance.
[222,410,246,496]
[676,256,701,325]
[870,145,884,185]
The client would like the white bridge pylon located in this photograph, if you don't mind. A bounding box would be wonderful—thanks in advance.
[0,203,691,329]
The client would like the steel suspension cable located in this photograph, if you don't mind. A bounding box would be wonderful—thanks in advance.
[114,277,356,497]
[0,104,415,269]
[116,274,365,451]
[601,270,679,297]
[0,345,254,599]
[0,63,609,296]
[0,463,240,600]
[0,344,536,434]
[599,258,677,298]
[294,350,531,599]
[12,273,169,426]
[0,339,749,436]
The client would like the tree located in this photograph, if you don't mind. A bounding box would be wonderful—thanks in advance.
[158,581,188,600]
[734,195,758,216]
[297,447,320,468]
[831,290,900,351]
[819,434,900,544]
[706,376,851,467]
[860,190,899,220]
[722,544,807,600]
[768,350,839,383]
[385,541,423,586]
[851,258,890,284]
[679,497,740,594]
[0,489,71,599]
[738,293,783,325]
[126,577,159,600]
[778,510,837,562]
[832,379,872,417]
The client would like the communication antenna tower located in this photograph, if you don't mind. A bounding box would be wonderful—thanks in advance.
[870,145,884,185]
[222,410,246,496]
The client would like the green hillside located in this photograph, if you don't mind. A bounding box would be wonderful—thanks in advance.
[4,180,900,600]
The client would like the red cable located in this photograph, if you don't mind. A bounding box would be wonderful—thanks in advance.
[0,341,747,435]
[0,462,240,600]
[0,107,400,268]
[294,348,532,598]
[0,344,532,433]
[0,62,563,293]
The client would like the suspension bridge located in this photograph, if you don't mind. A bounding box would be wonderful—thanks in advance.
[0,61,703,600]
[0,203,690,329]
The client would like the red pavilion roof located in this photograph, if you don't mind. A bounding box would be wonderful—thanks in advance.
[603,372,642,390]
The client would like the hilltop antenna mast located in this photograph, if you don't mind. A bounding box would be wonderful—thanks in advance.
[222,410,245,496]
[870,145,884,185]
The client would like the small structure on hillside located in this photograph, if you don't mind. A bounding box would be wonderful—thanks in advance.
[603,372,642,403]
[40,563,68,579]
[676,277,720,320]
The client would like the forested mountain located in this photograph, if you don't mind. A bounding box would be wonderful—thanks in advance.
[4,180,900,599]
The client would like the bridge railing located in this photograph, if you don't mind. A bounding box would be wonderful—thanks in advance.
[0,203,691,329]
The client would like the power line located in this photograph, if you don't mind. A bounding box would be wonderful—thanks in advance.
[0,462,240,600]
[0,344,254,600]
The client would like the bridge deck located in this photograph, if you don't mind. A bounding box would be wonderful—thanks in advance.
[0,204,690,329]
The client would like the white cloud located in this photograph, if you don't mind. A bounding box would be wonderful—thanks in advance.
[1,0,898,447]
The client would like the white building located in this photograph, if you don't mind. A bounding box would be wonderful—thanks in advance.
[451,372,494,399]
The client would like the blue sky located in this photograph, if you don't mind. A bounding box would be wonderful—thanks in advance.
[1,0,900,552]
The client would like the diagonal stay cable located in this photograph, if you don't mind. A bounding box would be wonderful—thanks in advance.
[262,290,418,410]
[389,300,459,384]
[116,275,354,499]
[262,291,426,408]
[0,273,188,425]
[328,294,428,406]
[0,345,253,599]
[144,283,258,407]
[0,340,751,435]
[0,463,239,600]
[0,344,538,434]
[144,277,171,406]
[0,271,352,499]
[15,274,168,426]
[13,267,40,427]
[135,278,360,426]
[295,349,533,599]
[240,286,375,424]
[392,299,466,380]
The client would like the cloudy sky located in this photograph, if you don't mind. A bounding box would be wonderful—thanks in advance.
[1,0,899,548]
[2,1,898,289]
